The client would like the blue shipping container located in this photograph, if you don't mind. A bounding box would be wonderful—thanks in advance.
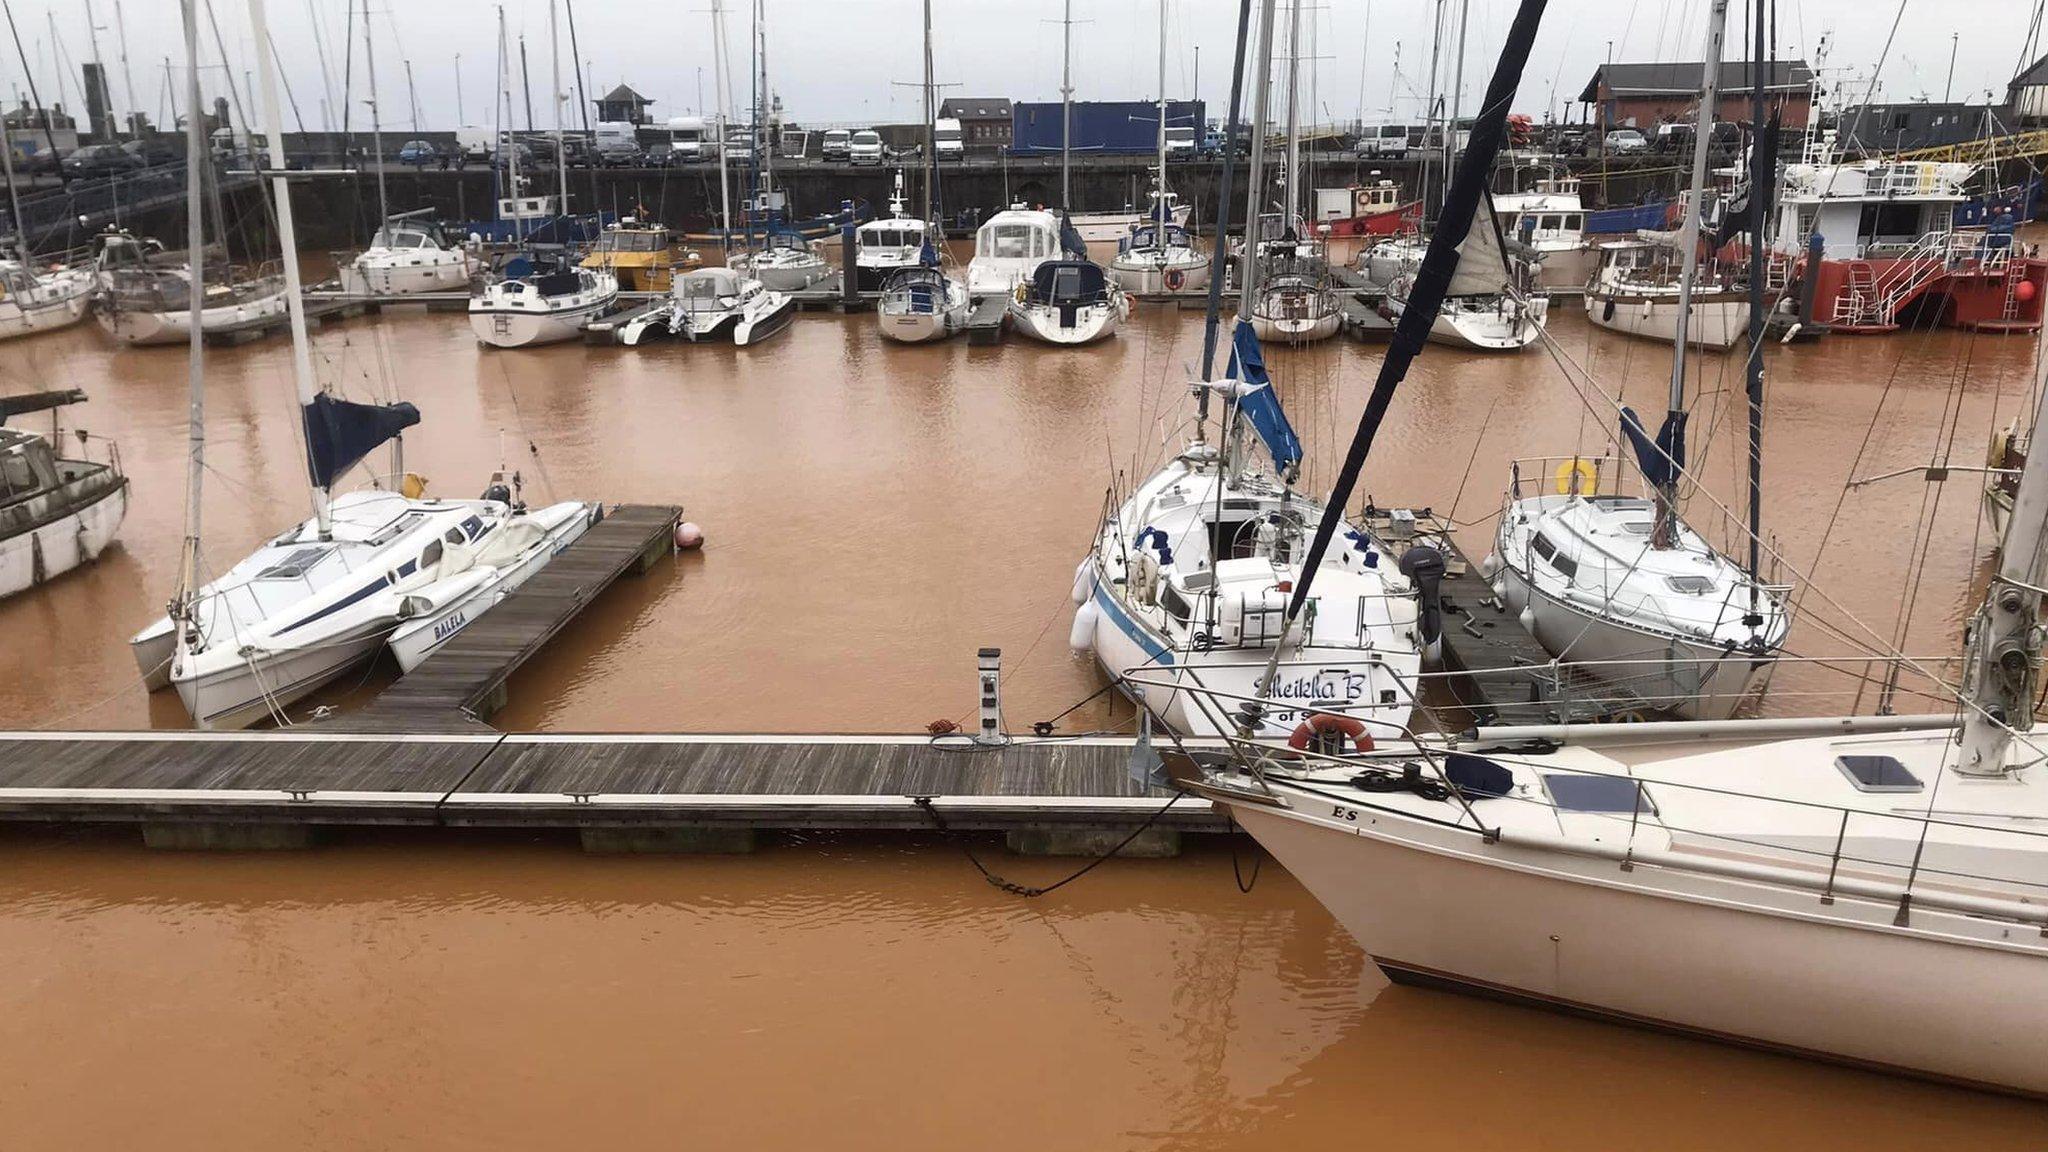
[1011,100,1207,155]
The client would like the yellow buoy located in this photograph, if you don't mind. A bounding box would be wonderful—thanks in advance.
[1553,457,1597,496]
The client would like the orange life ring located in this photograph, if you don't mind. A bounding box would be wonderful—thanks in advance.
[1288,712,1374,754]
[1164,267,1186,291]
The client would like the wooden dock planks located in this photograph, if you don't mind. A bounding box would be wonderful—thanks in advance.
[339,503,681,729]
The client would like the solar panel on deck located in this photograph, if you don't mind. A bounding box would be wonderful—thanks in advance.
[1836,755,1922,793]
[1543,773,1654,814]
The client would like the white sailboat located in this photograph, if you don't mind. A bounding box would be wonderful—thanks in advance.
[729,229,829,293]
[1075,0,1422,743]
[0,261,92,340]
[1109,0,1208,296]
[1378,194,1547,349]
[876,1,971,345]
[91,228,290,346]
[132,0,597,728]
[618,266,793,346]
[1245,0,1339,344]
[1486,2,1784,720]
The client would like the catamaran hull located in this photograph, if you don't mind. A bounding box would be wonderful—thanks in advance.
[1221,795,2048,1099]
[0,287,91,341]
[469,297,612,348]
[733,298,796,346]
[387,507,598,673]
[1585,291,1746,349]
[1493,561,1773,719]
[96,291,291,346]
[174,619,395,731]
[1009,299,1125,345]
[0,480,126,602]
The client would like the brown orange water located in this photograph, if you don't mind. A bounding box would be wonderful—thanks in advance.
[0,253,2043,1141]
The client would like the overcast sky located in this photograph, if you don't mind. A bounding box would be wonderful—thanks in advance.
[14,0,2042,133]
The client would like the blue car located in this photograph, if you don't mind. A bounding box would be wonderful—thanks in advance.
[397,140,438,166]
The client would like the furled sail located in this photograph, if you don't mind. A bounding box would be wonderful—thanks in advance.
[1224,318,1302,477]
[1444,191,1514,297]
[302,393,422,491]
[1620,405,1687,489]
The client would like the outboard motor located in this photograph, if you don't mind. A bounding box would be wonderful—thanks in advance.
[1398,545,1447,665]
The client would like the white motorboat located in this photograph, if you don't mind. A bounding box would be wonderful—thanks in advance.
[1110,218,1209,294]
[729,228,831,293]
[468,263,618,348]
[0,260,93,340]
[1494,173,1594,291]
[965,206,1064,296]
[854,173,940,291]
[90,229,290,347]
[1008,258,1128,345]
[1485,455,1788,718]
[337,213,476,296]
[878,266,970,343]
[0,390,126,601]
[1584,238,1747,349]
[385,492,600,673]
[619,266,793,346]
[1074,323,1424,740]
[1068,198,1194,244]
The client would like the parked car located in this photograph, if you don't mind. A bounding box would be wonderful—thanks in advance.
[849,129,884,166]
[644,141,673,166]
[397,140,438,166]
[821,128,852,162]
[1604,128,1648,155]
[492,141,539,171]
[121,138,180,167]
[62,144,143,177]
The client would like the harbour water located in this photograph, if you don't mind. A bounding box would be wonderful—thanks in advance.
[2,252,2046,1138]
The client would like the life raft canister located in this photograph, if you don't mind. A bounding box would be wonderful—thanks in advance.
[1288,712,1374,755]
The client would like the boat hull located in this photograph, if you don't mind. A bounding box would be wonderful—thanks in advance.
[1108,255,1211,295]
[0,283,91,341]
[1585,290,1746,349]
[339,250,474,295]
[1249,309,1340,344]
[1222,796,2048,1098]
[96,290,291,346]
[878,304,968,343]
[1070,203,1194,243]
[387,506,598,673]
[0,479,126,601]
[1009,298,1124,345]
[1494,559,1773,719]
[469,296,612,348]
[174,618,395,731]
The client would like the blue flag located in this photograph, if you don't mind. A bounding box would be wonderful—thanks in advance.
[1225,319,1303,475]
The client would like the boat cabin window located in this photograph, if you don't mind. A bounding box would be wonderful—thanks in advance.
[599,230,664,253]
[1529,532,1576,579]
[1543,773,1656,814]
[369,511,428,546]
[1858,202,1925,244]
[419,539,444,570]
[1538,214,1562,232]
[985,223,1043,259]
[1563,213,1583,232]
[0,444,49,500]
[1664,574,1716,595]
[256,546,329,580]
[1159,582,1193,624]
[1835,754,1922,793]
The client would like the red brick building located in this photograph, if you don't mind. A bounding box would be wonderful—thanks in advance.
[1579,61,1813,131]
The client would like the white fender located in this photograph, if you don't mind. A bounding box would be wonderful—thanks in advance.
[1478,551,1500,579]
[1069,601,1100,653]
[1071,557,1097,605]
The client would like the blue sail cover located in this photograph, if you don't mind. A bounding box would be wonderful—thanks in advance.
[302,393,421,490]
[1620,405,1687,489]
[1226,319,1303,474]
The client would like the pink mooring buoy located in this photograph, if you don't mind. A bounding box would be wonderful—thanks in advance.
[673,521,706,550]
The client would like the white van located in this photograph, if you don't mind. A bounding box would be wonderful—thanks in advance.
[1163,125,1196,158]
[849,129,884,166]
[667,115,710,162]
[933,118,963,159]
[822,128,852,161]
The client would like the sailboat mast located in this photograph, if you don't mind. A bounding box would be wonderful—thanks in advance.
[1060,0,1073,208]
[173,0,205,658]
[921,0,935,225]
[1195,0,1255,396]
[1444,0,1468,177]
[1154,0,1167,219]
[1654,0,1727,548]
[1281,0,1299,227]
[360,0,388,230]
[710,0,732,248]
[1742,0,1767,621]
[252,0,331,536]
[548,0,567,211]
[1420,0,1443,222]
[1235,0,1277,322]
[0,99,23,257]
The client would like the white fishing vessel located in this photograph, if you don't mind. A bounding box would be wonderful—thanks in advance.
[132,0,597,728]
[619,266,793,346]
[965,206,1063,296]
[729,228,830,293]
[0,261,93,340]
[1494,173,1593,291]
[1585,238,1746,348]
[90,229,289,347]
[878,267,969,343]
[0,389,126,600]
[337,213,476,296]
[469,264,618,348]
[1008,258,1128,345]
